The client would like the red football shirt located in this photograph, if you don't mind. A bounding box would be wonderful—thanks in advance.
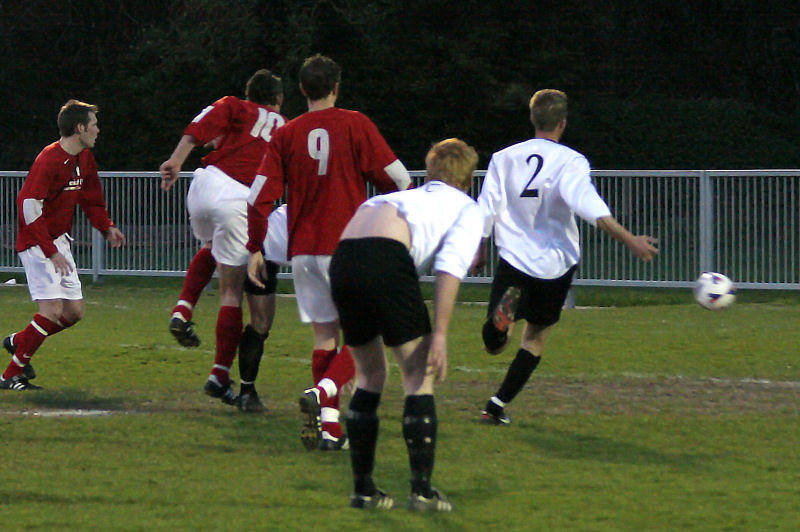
[184,96,286,186]
[247,107,401,257]
[16,142,114,256]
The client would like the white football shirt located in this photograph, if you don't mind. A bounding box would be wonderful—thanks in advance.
[262,204,290,266]
[358,181,483,280]
[478,138,611,279]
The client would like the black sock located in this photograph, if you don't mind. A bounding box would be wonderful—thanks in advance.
[238,324,267,391]
[495,348,541,404]
[402,394,437,498]
[346,388,381,495]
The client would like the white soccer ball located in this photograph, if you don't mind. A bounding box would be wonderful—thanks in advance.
[693,271,736,310]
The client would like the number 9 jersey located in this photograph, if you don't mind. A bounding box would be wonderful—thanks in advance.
[247,107,410,258]
[477,138,611,279]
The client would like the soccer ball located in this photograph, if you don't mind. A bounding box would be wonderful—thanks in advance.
[693,271,736,310]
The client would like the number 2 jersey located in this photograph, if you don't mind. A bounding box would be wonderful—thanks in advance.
[246,107,410,258]
[184,95,286,186]
[478,138,611,279]
[16,142,114,256]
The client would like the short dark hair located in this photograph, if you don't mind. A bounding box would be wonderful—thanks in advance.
[246,69,283,106]
[529,89,568,132]
[299,54,341,101]
[57,99,98,137]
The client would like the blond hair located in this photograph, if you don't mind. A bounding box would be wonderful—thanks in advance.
[529,89,567,132]
[425,138,478,191]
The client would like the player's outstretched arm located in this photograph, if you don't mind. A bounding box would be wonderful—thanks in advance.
[160,135,197,191]
[596,215,659,262]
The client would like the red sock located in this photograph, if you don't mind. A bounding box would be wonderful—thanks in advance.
[322,345,355,392]
[312,348,337,383]
[211,306,242,384]
[321,396,344,438]
[2,314,62,379]
[173,247,216,321]
[321,418,344,439]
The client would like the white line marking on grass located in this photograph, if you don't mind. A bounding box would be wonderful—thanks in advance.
[453,365,507,374]
[458,301,612,310]
[615,372,800,388]
[451,367,800,387]
[21,409,115,417]
[613,372,800,388]
[733,377,800,388]
[86,301,130,310]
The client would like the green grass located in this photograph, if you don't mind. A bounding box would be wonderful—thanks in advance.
[1,276,799,531]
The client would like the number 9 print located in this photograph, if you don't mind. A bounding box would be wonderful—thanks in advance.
[308,128,330,175]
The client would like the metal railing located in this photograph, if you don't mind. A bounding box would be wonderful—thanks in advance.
[2,170,799,289]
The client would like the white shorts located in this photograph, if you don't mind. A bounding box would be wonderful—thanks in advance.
[19,234,83,301]
[263,204,290,266]
[291,255,338,324]
[187,165,249,266]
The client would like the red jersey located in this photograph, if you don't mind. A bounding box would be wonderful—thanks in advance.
[184,95,286,186]
[16,142,114,256]
[247,107,401,257]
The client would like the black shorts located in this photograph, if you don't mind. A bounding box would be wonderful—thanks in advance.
[244,260,279,295]
[487,258,576,327]
[330,238,431,347]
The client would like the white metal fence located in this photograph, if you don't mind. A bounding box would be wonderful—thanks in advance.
[2,170,799,289]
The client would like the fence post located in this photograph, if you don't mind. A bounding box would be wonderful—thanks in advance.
[91,228,104,284]
[698,170,714,272]
[563,287,576,309]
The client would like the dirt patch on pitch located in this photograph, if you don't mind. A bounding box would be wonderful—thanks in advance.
[459,375,800,416]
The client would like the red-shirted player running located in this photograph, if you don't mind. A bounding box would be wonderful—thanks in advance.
[160,69,286,410]
[2,100,126,391]
[247,54,411,451]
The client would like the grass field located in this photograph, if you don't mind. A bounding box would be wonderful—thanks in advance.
[1,275,798,531]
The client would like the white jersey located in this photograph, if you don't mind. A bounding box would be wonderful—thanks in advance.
[359,181,483,280]
[262,204,290,266]
[478,138,611,279]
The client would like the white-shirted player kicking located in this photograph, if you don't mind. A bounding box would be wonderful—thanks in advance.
[477,89,659,425]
